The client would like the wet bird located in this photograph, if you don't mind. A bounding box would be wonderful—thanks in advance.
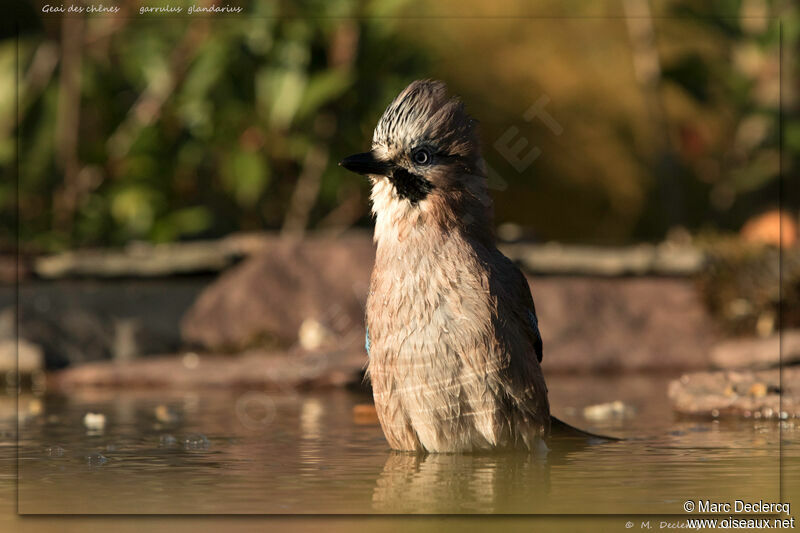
[341,80,550,453]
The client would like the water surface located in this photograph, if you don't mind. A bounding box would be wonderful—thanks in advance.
[5,374,796,515]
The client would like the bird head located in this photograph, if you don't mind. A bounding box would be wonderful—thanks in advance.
[341,80,492,239]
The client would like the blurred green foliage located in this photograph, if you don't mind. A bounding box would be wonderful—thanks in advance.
[1,0,797,251]
[3,0,429,251]
[663,0,796,230]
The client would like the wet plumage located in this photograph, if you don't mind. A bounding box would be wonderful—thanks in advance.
[341,80,549,453]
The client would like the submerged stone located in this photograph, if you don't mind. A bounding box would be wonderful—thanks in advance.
[159,434,177,447]
[85,452,107,466]
[668,367,799,419]
[182,434,210,450]
[154,405,180,424]
[582,400,636,421]
[46,445,65,458]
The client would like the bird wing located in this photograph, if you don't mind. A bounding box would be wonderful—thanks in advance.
[489,254,550,442]
[510,264,543,363]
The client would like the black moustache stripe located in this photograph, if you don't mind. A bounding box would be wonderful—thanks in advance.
[389,168,433,204]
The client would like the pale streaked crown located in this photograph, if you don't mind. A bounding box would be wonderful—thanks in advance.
[372,80,480,165]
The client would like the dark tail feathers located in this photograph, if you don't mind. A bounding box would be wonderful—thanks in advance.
[550,415,622,442]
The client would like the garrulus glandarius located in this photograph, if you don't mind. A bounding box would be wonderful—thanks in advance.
[341,80,550,453]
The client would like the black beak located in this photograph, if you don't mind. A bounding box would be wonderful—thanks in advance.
[339,151,393,176]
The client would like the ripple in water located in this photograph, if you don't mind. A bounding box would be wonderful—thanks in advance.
[182,434,210,450]
[85,452,107,467]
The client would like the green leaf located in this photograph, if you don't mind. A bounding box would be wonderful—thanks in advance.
[729,149,780,193]
[296,70,353,120]
[151,206,212,242]
[110,186,160,236]
[786,121,800,153]
[222,149,270,208]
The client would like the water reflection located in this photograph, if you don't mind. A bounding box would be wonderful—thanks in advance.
[373,451,550,513]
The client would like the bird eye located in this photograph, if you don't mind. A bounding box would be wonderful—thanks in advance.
[412,148,431,165]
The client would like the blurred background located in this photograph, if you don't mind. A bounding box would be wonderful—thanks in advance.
[3,0,796,251]
[0,0,798,521]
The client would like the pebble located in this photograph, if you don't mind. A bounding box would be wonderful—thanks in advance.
[298,318,335,350]
[154,405,180,424]
[83,412,106,431]
[85,452,107,467]
[182,434,210,450]
[182,352,200,370]
[748,382,768,397]
[27,399,43,417]
[46,445,65,458]
[582,400,636,421]
[159,434,177,447]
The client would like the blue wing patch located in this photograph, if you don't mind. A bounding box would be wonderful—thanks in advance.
[365,325,371,357]
[527,309,539,333]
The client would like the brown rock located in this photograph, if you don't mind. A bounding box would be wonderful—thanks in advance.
[0,254,32,284]
[182,234,719,372]
[535,277,718,373]
[181,233,374,351]
[668,368,799,418]
[48,348,366,390]
[0,339,44,374]
[710,330,800,369]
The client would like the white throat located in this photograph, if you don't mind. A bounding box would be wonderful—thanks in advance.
[370,178,430,246]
